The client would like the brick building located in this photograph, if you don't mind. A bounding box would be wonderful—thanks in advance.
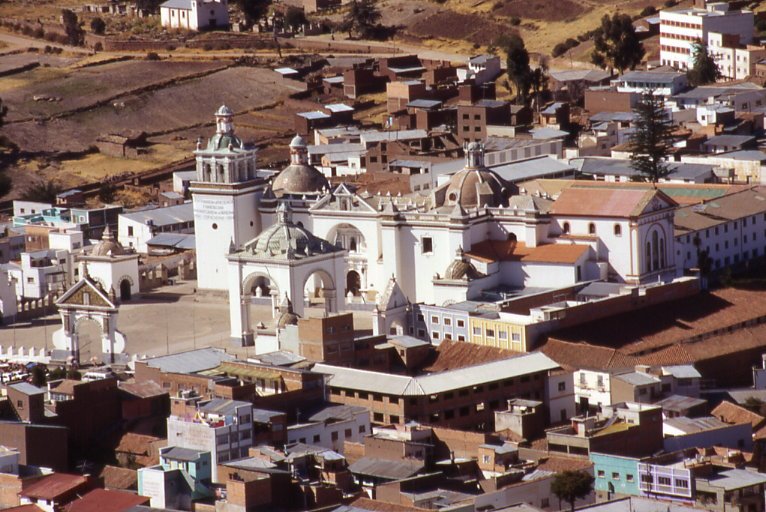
[313,352,562,430]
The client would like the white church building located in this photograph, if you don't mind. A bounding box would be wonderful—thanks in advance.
[191,106,680,345]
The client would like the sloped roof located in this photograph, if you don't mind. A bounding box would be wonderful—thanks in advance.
[22,473,89,500]
[466,240,590,264]
[711,401,766,430]
[66,489,149,512]
[348,457,423,480]
[551,187,675,218]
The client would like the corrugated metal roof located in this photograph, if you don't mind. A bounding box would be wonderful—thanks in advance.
[313,352,559,396]
[9,382,45,396]
[143,347,233,374]
[162,446,205,462]
[120,202,193,227]
[199,398,251,416]
[161,0,192,9]
[348,457,423,479]
[146,233,195,249]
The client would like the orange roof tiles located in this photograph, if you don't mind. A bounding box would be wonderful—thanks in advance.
[551,187,670,218]
[466,241,590,264]
[65,489,149,512]
[711,401,766,430]
[422,339,521,373]
[21,474,90,501]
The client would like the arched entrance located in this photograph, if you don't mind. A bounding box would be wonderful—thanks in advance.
[346,270,361,297]
[119,279,132,301]
[303,269,337,316]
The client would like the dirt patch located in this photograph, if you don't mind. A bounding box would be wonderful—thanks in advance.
[0,59,230,122]
[494,0,590,21]
[407,11,511,46]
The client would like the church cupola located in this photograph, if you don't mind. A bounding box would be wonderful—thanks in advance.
[465,141,485,169]
[289,134,310,166]
[194,105,258,184]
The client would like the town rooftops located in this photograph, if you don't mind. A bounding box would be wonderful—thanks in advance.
[407,99,443,109]
[313,352,559,396]
[9,382,45,396]
[664,415,732,434]
[162,446,207,462]
[298,111,331,120]
[703,134,756,147]
[120,202,193,227]
[613,371,660,386]
[360,129,428,144]
[674,187,766,235]
[146,233,195,250]
[307,404,368,423]
[697,468,766,491]
[712,150,766,161]
[348,457,424,480]
[550,187,674,218]
[655,394,707,412]
[661,365,701,379]
[617,70,685,83]
[67,489,149,512]
[198,398,250,416]
[141,347,234,374]
[466,240,589,265]
[160,0,192,9]
[549,69,611,82]
[21,473,90,501]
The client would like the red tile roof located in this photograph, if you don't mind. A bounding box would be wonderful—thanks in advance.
[711,401,766,431]
[467,241,590,264]
[350,497,431,512]
[99,466,137,491]
[550,187,666,218]
[21,474,90,501]
[65,489,149,512]
[422,339,521,373]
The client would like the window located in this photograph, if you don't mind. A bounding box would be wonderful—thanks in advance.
[345,428,352,438]
[389,415,400,423]
[588,223,596,235]
[486,329,495,338]
[373,394,383,402]
[313,434,321,443]
[472,327,482,335]
[597,470,605,478]
[512,333,521,342]
[675,479,689,488]
[614,224,622,237]
[626,474,634,483]
[422,237,433,253]
[373,412,384,422]
[562,222,570,234]
[444,317,451,326]
[498,331,508,340]
[457,319,465,327]
[127,226,134,236]
[431,315,439,324]
[331,431,339,441]
[359,425,366,433]
[558,382,566,391]
[612,472,620,480]
[657,476,671,486]
[432,331,440,339]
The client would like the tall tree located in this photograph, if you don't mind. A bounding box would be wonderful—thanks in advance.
[629,90,675,183]
[687,40,722,86]
[61,9,84,46]
[341,0,381,39]
[502,34,532,105]
[21,180,62,203]
[591,13,645,74]
[234,0,271,24]
[90,17,106,35]
[551,470,594,512]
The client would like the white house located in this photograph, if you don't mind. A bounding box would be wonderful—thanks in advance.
[660,2,754,70]
[118,202,194,253]
[287,404,370,453]
[160,0,229,31]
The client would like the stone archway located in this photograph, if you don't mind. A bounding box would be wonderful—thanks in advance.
[302,269,337,316]
[52,274,127,365]
[119,279,132,301]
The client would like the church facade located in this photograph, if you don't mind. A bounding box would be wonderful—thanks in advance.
[191,107,679,345]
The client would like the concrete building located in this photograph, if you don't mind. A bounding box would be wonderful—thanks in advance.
[660,3,754,70]
[286,404,370,452]
[159,0,229,30]
[166,398,254,481]
[118,203,194,254]
[137,446,212,510]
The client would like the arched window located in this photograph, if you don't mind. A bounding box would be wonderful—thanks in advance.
[562,222,570,234]
[349,237,357,252]
[652,231,660,271]
[614,224,622,237]
[588,223,596,235]
[646,241,652,272]
[660,238,666,268]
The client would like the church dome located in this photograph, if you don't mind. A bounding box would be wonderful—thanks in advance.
[205,105,243,151]
[91,226,126,257]
[216,105,234,116]
[271,134,329,197]
[443,247,483,281]
[444,142,507,208]
[242,203,336,259]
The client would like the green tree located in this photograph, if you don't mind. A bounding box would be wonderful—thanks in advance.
[30,365,47,387]
[530,57,549,111]
[341,0,381,39]
[285,7,308,30]
[61,9,84,46]
[687,40,721,86]
[501,34,532,105]
[551,470,594,512]
[234,0,271,24]
[90,17,106,35]
[591,13,645,74]
[629,90,675,183]
[21,180,62,203]
[98,182,116,203]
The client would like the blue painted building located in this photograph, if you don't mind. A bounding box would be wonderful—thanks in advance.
[590,452,641,501]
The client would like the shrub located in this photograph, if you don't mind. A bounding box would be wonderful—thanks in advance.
[640,6,657,16]
[94,42,103,51]
[202,43,213,51]
[146,51,160,60]
[510,17,521,26]
[664,0,676,7]
[32,27,44,38]
[552,42,568,58]
[565,37,579,49]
